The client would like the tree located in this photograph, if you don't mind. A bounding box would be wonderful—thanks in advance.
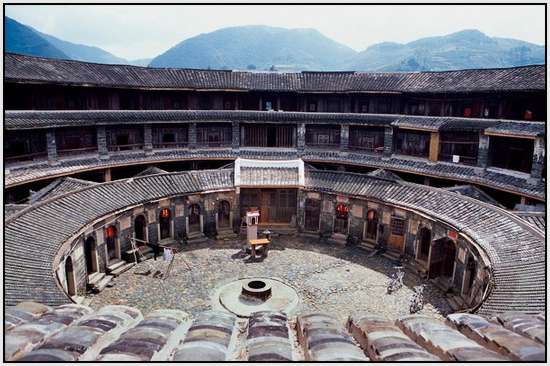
[269,65,277,71]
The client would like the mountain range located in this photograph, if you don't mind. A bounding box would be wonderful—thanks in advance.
[5,16,545,71]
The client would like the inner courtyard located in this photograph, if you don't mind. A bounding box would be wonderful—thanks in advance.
[87,236,452,321]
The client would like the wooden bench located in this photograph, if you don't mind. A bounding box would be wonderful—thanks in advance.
[249,238,270,258]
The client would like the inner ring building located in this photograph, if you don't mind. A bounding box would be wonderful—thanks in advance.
[4,53,546,362]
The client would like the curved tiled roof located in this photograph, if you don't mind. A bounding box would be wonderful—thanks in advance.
[5,147,545,200]
[4,169,545,316]
[6,110,544,138]
[6,53,545,93]
[5,302,545,361]
[4,169,234,306]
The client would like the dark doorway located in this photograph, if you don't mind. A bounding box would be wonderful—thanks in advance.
[240,189,297,224]
[188,204,201,233]
[134,215,147,245]
[418,227,431,260]
[218,201,231,228]
[305,199,321,231]
[105,225,118,262]
[334,203,349,234]
[65,256,76,296]
[267,127,277,147]
[365,209,378,241]
[429,238,457,279]
[84,236,97,274]
[159,208,171,240]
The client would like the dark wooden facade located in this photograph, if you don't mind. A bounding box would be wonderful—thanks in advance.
[4,83,546,122]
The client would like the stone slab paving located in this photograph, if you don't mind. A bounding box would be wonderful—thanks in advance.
[88,235,451,322]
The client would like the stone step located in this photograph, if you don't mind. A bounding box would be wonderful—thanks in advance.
[382,250,402,262]
[109,262,135,277]
[299,232,320,240]
[187,231,204,239]
[446,294,465,311]
[92,275,114,292]
[71,295,85,304]
[187,236,209,245]
[88,272,105,286]
[359,241,376,251]
[106,259,126,272]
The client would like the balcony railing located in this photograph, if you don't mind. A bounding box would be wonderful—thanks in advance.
[349,145,385,153]
[5,151,47,163]
[108,143,144,152]
[153,142,188,149]
[439,154,478,166]
[58,147,98,157]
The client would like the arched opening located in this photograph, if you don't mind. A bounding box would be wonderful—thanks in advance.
[334,203,349,234]
[305,199,321,232]
[417,227,431,260]
[65,256,76,297]
[429,237,457,279]
[463,255,477,295]
[218,201,231,228]
[84,236,98,274]
[159,208,171,240]
[365,209,378,241]
[134,215,147,246]
[188,204,201,233]
[105,225,119,263]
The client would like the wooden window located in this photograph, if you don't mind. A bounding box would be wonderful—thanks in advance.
[305,125,340,148]
[5,130,47,162]
[243,125,295,148]
[56,127,97,156]
[489,136,534,173]
[349,126,385,152]
[438,132,479,165]
[393,129,430,158]
[390,217,406,236]
[107,127,144,151]
[196,124,232,147]
[153,125,188,149]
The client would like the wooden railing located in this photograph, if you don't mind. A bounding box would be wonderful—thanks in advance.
[108,143,144,152]
[5,151,47,163]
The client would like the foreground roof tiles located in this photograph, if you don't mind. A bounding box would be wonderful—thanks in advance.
[6,53,545,93]
[5,302,545,361]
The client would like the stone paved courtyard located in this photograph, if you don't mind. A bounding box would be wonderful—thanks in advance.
[88,235,452,321]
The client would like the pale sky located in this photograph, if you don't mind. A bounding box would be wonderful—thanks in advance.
[5,4,546,60]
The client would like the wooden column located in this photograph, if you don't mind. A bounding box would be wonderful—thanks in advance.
[46,129,58,165]
[429,132,440,162]
[104,168,112,182]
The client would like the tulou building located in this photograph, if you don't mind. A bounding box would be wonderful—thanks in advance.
[4,53,546,362]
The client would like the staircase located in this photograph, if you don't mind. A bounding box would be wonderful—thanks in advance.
[359,240,377,252]
[381,248,402,262]
[216,227,238,240]
[124,246,154,262]
[87,272,114,293]
[446,294,467,311]
[328,233,347,246]
[106,259,135,277]
[186,231,209,245]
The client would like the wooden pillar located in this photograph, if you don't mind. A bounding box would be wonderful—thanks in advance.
[104,168,112,182]
[259,96,263,111]
[144,124,153,156]
[429,132,440,162]
[276,96,281,111]
[46,129,58,165]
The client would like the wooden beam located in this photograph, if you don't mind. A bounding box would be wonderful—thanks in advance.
[429,132,440,162]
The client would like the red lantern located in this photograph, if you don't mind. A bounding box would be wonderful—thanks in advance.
[106,226,116,238]
[463,107,472,118]
[160,208,170,219]
[524,110,533,120]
